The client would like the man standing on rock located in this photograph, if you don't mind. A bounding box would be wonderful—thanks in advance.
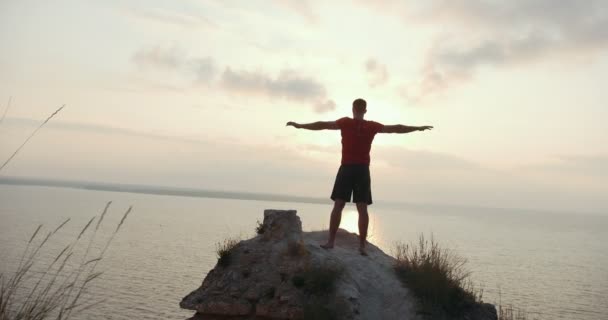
[286,98,433,255]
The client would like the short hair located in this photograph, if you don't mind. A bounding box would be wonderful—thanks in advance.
[353,98,367,111]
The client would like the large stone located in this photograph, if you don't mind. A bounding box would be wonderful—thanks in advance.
[261,209,301,242]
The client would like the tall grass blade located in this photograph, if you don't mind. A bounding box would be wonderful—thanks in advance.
[77,217,95,241]
[16,224,43,270]
[95,201,112,231]
[52,245,70,265]
[115,206,132,233]
[84,272,103,284]
[28,224,43,244]
[0,104,65,172]
[84,258,101,266]
[52,218,71,236]
[1,203,133,320]
[0,96,11,125]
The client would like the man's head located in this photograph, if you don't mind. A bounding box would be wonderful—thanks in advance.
[352,98,367,119]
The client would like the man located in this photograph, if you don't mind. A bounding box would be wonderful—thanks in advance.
[286,98,433,255]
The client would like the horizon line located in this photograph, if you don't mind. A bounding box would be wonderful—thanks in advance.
[0,175,599,216]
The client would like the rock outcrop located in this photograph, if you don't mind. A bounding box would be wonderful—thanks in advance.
[180,209,497,320]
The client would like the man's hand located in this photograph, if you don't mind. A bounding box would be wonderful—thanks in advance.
[286,121,301,129]
[418,126,433,131]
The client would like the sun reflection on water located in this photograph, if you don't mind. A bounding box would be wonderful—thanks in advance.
[341,209,360,234]
[340,207,385,249]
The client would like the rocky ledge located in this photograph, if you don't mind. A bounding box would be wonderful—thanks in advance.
[180,209,497,320]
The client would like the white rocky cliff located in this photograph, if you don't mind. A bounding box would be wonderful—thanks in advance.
[180,209,497,320]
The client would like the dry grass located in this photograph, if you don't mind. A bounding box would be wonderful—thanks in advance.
[286,240,308,258]
[215,238,240,268]
[291,264,343,295]
[0,201,132,320]
[395,235,541,320]
[292,264,344,320]
[0,96,12,125]
[0,103,65,172]
[255,220,265,235]
[302,296,339,320]
[393,234,482,319]
[498,304,529,320]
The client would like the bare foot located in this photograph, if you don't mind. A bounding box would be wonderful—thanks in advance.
[359,247,368,256]
[320,243,334,250]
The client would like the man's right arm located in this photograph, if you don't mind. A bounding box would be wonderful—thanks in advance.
[286,121,339,130]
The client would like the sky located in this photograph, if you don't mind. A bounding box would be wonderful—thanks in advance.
[0,0,607,213]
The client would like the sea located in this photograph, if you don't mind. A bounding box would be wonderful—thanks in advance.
[0,184,606,320]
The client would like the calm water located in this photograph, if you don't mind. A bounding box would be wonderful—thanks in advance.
[0,185,607,320]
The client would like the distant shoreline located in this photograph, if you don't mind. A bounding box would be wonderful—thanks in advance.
[0,176,329,205]
[1,176,600,216]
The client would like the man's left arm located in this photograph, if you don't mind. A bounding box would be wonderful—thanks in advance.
[379,124,433,134]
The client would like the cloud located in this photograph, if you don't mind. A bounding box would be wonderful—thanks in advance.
[3,118,606,212]
[292,142,608,211]
[221,68,335,113]
[122,7,216,29]
[1,117,190,142]
[556,155,608,177]
[365,58,389,87]
[190,57,217,83]
[299,143,480,172]
[130,46,334,112]
[522,154,608,179]
[0,118,335,195]
[314,100,336,113]
[131,46,218,85]
[366,1,608,101]
[272,0,319,24]
[373,146,480,171]
[132,46,183,70]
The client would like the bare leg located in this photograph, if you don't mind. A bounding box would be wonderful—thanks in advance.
[356,202,369,256]
[321,200,346,249]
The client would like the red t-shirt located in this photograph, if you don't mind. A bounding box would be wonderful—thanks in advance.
[336,117,384,165]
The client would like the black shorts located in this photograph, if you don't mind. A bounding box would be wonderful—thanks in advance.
[330,164,373,205]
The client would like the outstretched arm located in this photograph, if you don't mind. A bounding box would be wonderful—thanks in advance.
[380,124,433,134]
[286,121,339,130]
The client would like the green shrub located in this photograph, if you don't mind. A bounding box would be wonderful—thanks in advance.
[291,265,343,295]
[215,238,239,268]
[394,234,482,318]
[303,296,337,320]
[264,287,276,299]
[287,240,308,257]
[255,220,265,235]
